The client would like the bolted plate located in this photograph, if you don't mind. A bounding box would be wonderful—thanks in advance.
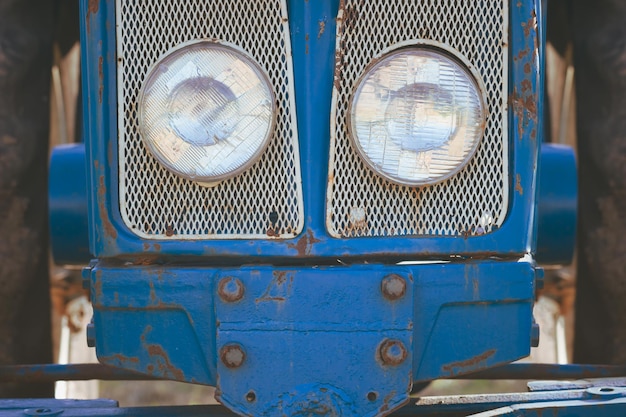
[215,266,413,417]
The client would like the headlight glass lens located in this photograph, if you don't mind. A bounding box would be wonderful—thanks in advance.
[349,46,486,186]
[138,40,275,184]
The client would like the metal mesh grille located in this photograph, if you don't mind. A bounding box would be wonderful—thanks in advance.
[117,0,303,239]
[327,0,509,238]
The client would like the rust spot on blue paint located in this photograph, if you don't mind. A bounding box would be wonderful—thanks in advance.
[515,174,524,195]
[98,176,118,239]
[255,271,294,303]
[317,18,327,39]
[149,281,157,305]
[99,353,140,365]
[288,229,320,256]
[141,325,185,380]
[86,0,100,32]
[98,56,103,104]
[442,349,497,376]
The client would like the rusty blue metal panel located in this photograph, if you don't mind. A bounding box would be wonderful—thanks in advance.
[214,267,413,416]
[87,261,533,414]
[89,265,218,384]
[411,262,535,381]
[79,0,546,262]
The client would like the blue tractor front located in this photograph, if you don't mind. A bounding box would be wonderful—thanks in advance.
[49,0,578,416]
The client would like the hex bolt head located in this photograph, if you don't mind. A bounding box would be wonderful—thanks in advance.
[381,274,407,300]
[531,322,540,348]
[86,322,95,348]
[379,339,407,366]
[218,277,245,303]
[220,344,246,369]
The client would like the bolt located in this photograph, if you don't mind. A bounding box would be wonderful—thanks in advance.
[379,339,407,366]
[218,277,245,303]
[531,322,540,347]
[220,344,246,369]
[381,274,407,300]
[86,321,95,347]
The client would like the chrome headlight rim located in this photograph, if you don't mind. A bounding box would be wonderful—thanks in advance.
[137,38,277,185]
[347,39,488,187]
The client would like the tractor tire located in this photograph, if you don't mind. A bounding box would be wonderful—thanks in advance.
[0,0,56,397]
[572,0,626,364]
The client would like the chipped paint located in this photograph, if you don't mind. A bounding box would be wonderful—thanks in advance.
[317,18,327,38]
[287,229,320,256]
[266,226,280,238]
[149,281,157,305]
[442,349,497,376]
[255,271,294,303]
[86,0,100,32]
[515,174,524,195]
[332,1,347,93]
[99,353,140,365]
[141,325,185,380]
[511,87,538,138]
[98,56,103,103]
[97,176,118,239]
[510,3,540,152]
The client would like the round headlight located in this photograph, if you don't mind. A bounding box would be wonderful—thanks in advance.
[138,40,276,184]
[349,43,487,186]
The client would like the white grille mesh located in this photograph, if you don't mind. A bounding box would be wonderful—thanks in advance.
[117,0,303,239]
[327,0,509,238]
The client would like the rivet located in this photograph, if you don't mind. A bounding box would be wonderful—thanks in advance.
[381,274,406,300]
[379,339,407,366]
[220,344,246,369]
[218,277,245,303]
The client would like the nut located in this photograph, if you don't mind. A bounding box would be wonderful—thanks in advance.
[381,274,406,300]
[378,339,407,366]
[220,344,246,369]
[218,277,245,303]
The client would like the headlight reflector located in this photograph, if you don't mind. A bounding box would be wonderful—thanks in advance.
[349,45,486,186]
[138,40,275,184]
